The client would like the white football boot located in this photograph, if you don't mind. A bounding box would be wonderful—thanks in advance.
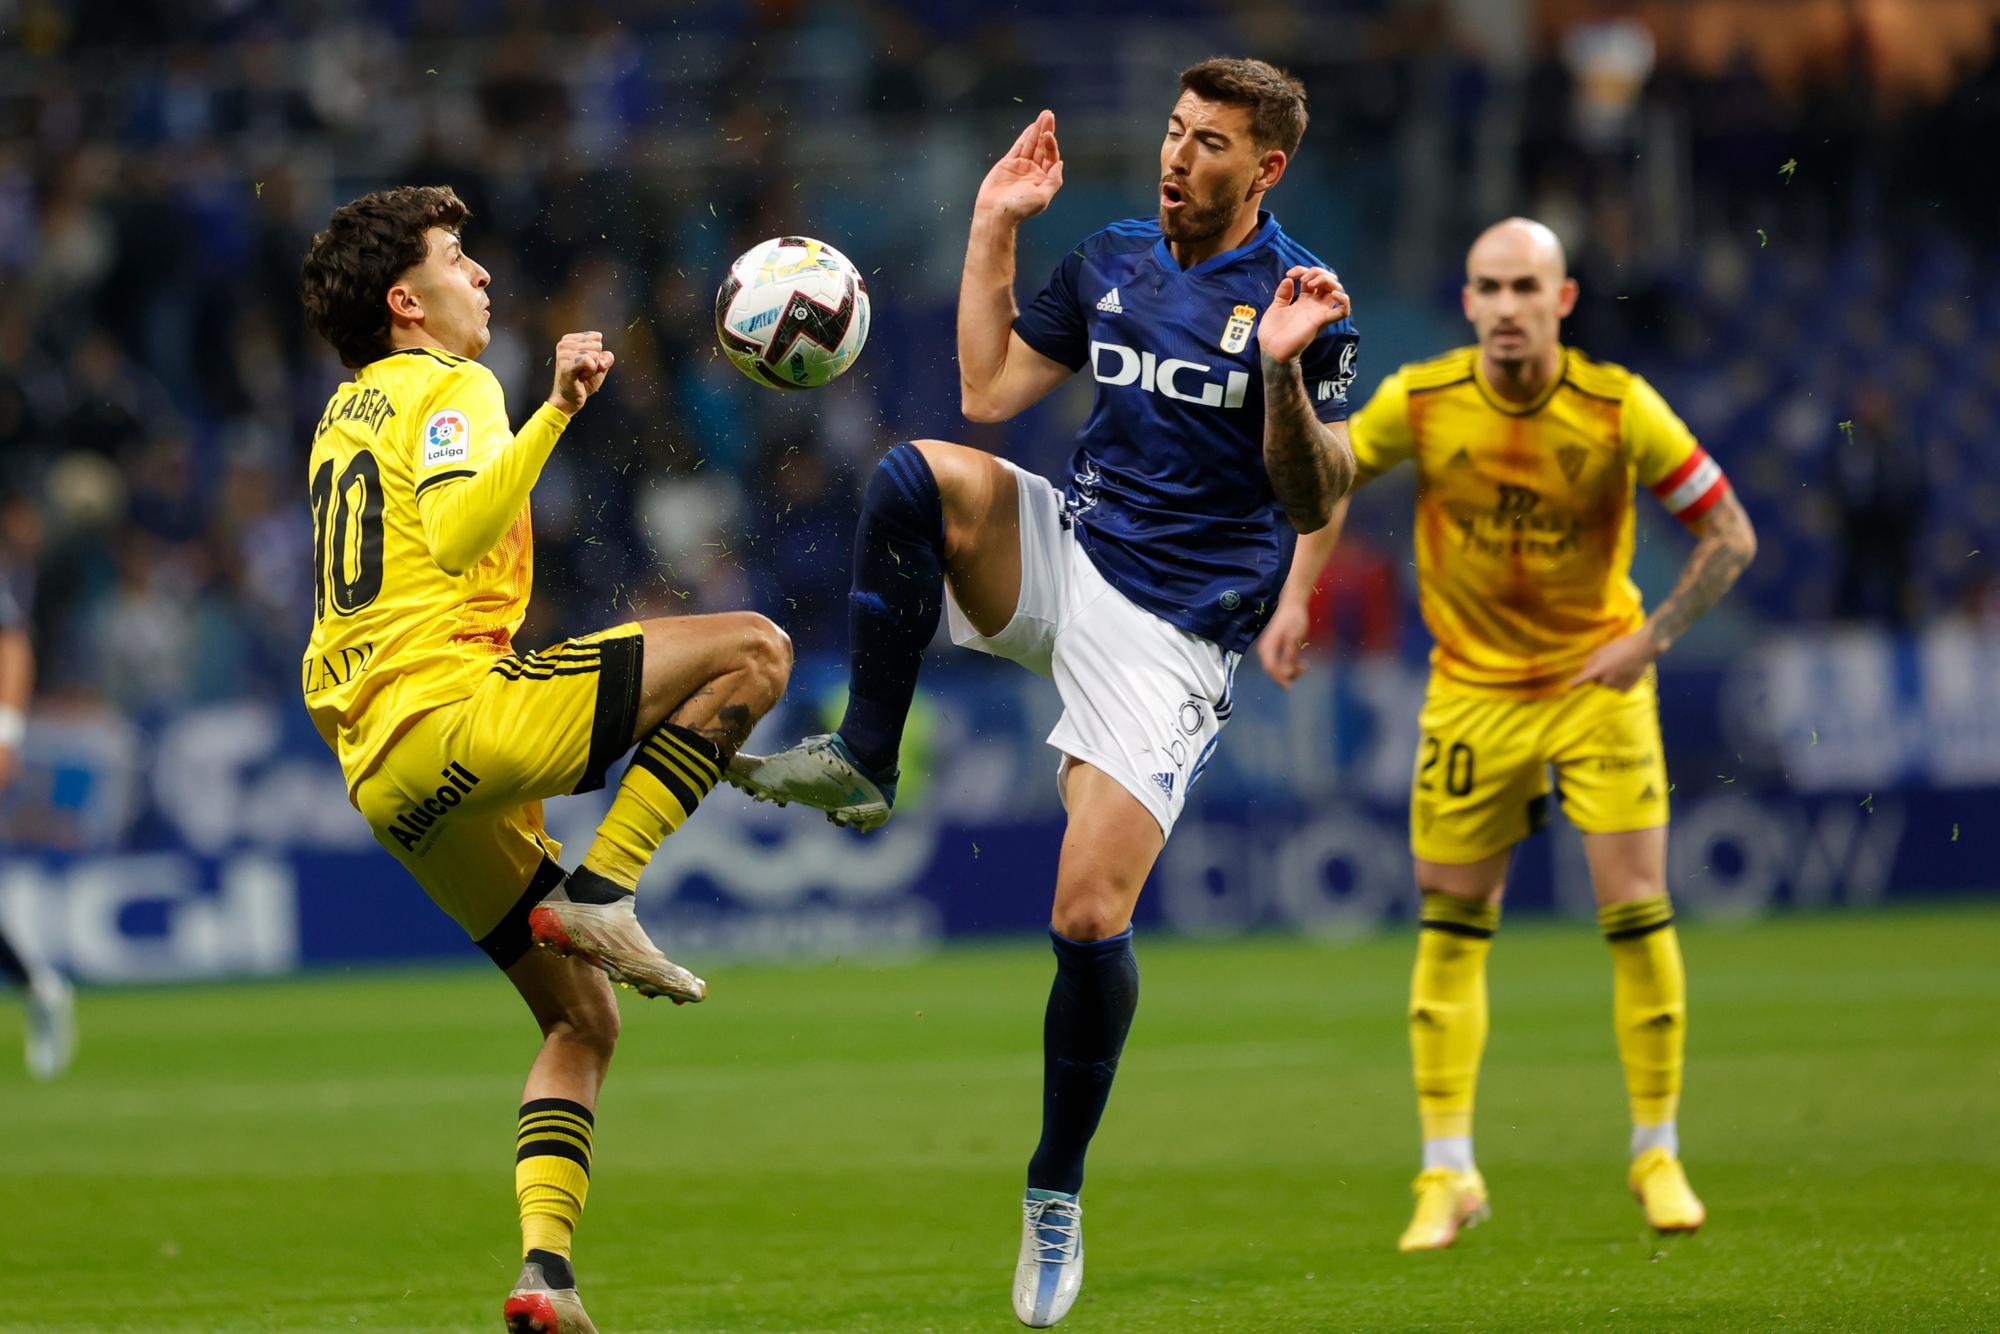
[24,968,74,1080]
[502,1257,599,1333]
[1012,1189,1083,1328]
[529,881,706,1004]
[725,733,897,832]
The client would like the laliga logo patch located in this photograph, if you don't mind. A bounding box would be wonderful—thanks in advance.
[1220,304,1256,355]
[422,409,469,467]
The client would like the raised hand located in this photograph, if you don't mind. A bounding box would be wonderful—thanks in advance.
[974,109,1064,224]
[1257,266,1351,366]
[548,331,615,416]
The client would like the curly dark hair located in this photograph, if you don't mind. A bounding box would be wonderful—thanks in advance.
[300,185,470,369]
[1178,57,1309,158]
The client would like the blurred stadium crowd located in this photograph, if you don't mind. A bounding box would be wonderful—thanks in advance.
[1,0,1996,718]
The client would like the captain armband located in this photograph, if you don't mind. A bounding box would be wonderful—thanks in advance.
[1649,447,1730,524]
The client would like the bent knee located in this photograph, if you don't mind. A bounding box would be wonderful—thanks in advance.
[909,438,1004,506]
[1415,877,1507,908]
[721,612,793,691]
[1051,889,1137,943]
[908,438,970,482]
[743,612,793,675]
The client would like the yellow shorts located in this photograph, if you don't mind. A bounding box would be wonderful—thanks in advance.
[351,624,643,965]
[1410,669,1670,864]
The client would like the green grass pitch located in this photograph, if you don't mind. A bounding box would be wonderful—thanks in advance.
[4,907,1996,1332]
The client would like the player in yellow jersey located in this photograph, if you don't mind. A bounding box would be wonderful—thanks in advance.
[300,186,793,1334]
[0,576,74,1079]
[1258,218,1757,1250]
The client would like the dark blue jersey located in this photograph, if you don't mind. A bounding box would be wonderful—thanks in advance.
[1013,212,1358,653]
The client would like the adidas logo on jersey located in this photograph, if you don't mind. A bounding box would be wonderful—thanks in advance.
[1096,287,1124,314]
[1151,772,1175,797]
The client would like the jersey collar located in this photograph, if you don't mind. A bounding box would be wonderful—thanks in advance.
[1471,347,1569,416]
[1153,211,1281,280]
[376,346,468,367]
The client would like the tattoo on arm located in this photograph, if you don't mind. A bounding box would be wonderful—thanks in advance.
[1262,355,1355,531]
[1647,490,1757,652]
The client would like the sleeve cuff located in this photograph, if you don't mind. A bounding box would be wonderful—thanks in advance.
[1011,319,1088,372]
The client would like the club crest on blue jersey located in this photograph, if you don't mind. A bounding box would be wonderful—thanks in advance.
[1221,303,1256,354]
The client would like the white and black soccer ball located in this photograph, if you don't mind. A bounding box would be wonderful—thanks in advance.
[714,236,870,390]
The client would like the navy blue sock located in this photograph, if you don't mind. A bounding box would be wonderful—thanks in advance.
[838,443,945,778]
[1027,927,1140,1196]
[0,926,28,988]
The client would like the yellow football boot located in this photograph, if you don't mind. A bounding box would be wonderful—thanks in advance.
[1629,1147,1706,1232]
[1397,1167,1490,1251]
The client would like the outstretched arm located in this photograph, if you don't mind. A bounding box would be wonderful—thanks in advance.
[420,332,612,576]
[1259,266,1355,532]
[959,110,1073,423]
[1571,489,1758,689]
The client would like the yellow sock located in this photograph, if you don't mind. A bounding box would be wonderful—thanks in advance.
[1600,894,1686,1129]
[517,1098,594,1259]
[582,723,722,890]
[1409,890,1499,1142]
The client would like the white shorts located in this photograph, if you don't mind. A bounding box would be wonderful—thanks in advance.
[944,460,1238,838]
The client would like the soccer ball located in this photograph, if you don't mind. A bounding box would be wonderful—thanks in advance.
[714,236,870,390]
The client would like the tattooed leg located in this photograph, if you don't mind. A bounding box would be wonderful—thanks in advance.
[668,690,758,761]
[626,613,792,760]
[566,613,792,896]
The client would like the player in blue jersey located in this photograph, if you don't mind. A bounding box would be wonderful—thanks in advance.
[730,58,1356,1327]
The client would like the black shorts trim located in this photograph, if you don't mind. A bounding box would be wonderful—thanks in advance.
[573,631,642,794]
[476,856,567,969]
[1526,792,1552,836]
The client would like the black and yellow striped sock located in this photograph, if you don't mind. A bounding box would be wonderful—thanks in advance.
[1409,890,1500,1142]
[582,723,723,890]
[1599,894,1686,1130]
[516,1098,594,1260]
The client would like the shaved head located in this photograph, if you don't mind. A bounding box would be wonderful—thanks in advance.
[1466,217,1568,283]
[1462,216,1577,397]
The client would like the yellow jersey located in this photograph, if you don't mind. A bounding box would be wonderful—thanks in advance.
[302,346,571,790]
[1350,346,1728,697]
